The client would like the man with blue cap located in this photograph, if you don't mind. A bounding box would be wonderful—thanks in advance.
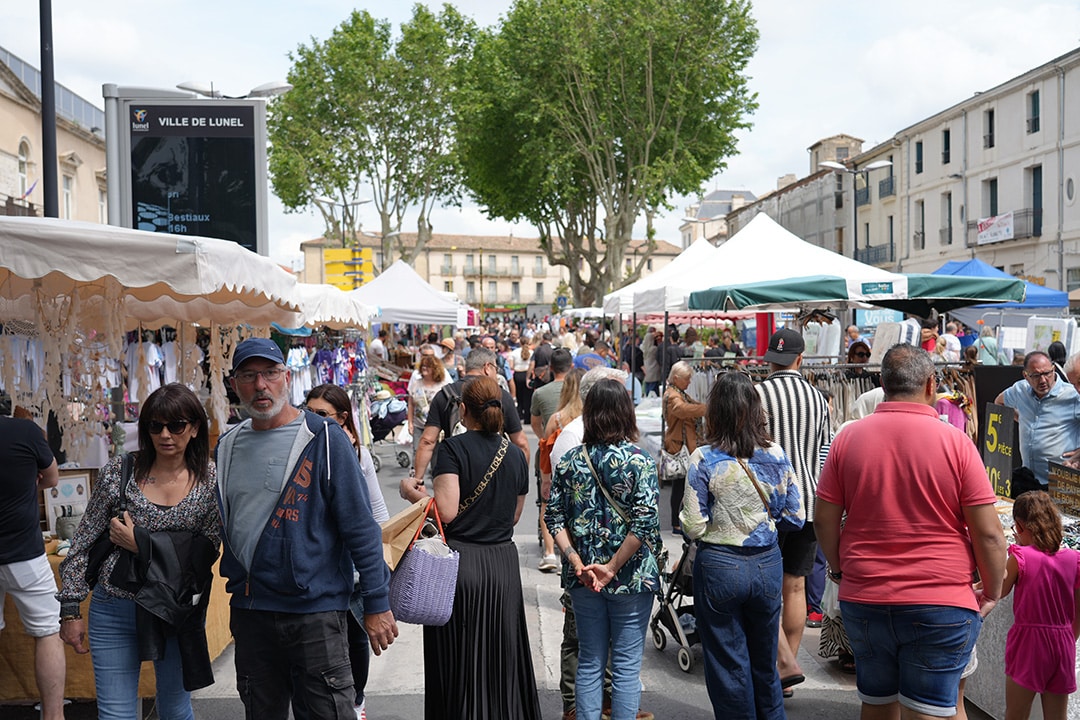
[215,337,396,718]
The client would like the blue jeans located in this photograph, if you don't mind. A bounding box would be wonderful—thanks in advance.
[569,587,653,720]
[693,543,784,720]
[88,590,193,720]
[841,601,981,717]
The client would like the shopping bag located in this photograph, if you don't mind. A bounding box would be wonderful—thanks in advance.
[822,576,841,621]
[381,497,430,570]
[388,498,459,626]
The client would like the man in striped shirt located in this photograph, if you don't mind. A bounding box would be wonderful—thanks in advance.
[756,328,832,692]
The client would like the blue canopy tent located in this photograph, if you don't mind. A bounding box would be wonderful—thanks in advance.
[932,258,1067,329]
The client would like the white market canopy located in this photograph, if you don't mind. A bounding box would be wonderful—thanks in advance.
[350,260,469,327]
[636,213,901,313]
[290,283,378,329]
[602,238,720,315]
[0,216,301,328]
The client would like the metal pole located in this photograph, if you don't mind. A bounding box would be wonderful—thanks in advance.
[39,0,58,218]
[631,311,638,379]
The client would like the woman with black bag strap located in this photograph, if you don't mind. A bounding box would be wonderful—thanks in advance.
[662,361,705,532]
[398,375,541,720]
[56,384,220,720]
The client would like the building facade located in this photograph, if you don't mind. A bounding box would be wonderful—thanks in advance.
[679,188,756,248]
[0,46,107,221]
[301,233,681,309]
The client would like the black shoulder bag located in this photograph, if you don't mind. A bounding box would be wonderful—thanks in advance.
[85,452,134,588]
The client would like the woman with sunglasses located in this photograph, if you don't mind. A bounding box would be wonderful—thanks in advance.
[57,383,219,720]
[844,341,880,387]
[303,383,389,720]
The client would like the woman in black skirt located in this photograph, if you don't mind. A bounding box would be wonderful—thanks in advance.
[399,375,541,720]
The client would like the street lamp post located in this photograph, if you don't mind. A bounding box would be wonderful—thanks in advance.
[313,196,371,248]
[820,160,892,261]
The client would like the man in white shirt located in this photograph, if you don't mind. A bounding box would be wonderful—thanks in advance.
[369,329,388,361]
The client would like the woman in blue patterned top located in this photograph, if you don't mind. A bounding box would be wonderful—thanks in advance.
[546,379,661,720]
[679,371,803,720]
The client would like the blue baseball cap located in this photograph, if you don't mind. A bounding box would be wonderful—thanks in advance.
[232,338,285,371]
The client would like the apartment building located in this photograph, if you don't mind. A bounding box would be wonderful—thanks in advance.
[0,46,107,221]
[679,188,756,248]
[301,233,681,308]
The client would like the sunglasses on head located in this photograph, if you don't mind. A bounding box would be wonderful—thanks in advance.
[148,420,191,435]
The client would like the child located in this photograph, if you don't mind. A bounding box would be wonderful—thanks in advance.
[1002,491,1080,720]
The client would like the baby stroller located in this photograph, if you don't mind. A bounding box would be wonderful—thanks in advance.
[368,391,410,472]
[649,541,698,672]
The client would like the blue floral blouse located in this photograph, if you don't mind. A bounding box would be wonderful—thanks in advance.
[546,442,662,595]
[680,443,804,548]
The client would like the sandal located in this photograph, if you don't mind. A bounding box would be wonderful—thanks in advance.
[782,688,794,699]
[839,654,856,674]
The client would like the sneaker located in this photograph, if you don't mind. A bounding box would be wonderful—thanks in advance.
[806,611,823,628]
[539,553,560,573]
[354,701,366,720]
[601,710,653,720]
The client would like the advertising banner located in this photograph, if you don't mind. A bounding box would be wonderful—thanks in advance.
[976,211,1014,246]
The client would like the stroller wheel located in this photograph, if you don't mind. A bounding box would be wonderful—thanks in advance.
[397,451,411,468]
[652,626,666,651]
[371,454,381,473]
[677,646,693,673]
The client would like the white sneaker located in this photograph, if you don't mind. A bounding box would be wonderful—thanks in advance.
[538,553,560,573]
[355,700,366,719]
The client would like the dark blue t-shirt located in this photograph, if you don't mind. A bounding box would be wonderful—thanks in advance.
[0,417,57,563]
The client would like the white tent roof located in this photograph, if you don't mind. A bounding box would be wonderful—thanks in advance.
[289,283,378,329]
[0,216,300,328]
[634,213,902,312]
[602,238,719,315]
[350,260,469,326]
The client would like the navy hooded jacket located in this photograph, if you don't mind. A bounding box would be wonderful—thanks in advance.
[215,411,390,615]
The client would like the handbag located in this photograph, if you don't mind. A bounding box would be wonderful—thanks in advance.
[381,498,433,571]
[85,452,134,588]
[387,498,459,626]
[580,448,669,573]
[660,391,692,481]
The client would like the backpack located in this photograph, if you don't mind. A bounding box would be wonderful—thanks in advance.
[438,382,468,442]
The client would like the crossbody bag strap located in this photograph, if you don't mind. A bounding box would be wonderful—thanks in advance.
[581,447,662,561]
[456,434,509,517]
[119,452,134,514]
[735,458,771,515]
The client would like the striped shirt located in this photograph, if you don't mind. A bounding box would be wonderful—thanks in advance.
[756,370,832,522]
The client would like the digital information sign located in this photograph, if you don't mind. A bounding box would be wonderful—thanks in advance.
[112,97,269,256]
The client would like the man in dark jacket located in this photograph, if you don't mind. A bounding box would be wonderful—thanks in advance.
[216,338,396,718]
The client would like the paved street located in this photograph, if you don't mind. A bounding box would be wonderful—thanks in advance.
[4,425,988,719]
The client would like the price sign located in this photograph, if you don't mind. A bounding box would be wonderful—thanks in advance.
[982,403,1014,497]
[1049,461,1080,516]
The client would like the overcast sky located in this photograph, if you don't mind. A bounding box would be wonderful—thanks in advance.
[4,1,1079,266]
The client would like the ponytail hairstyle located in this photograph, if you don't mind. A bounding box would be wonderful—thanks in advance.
[1013,490,1063,554]
[461,376,504,434]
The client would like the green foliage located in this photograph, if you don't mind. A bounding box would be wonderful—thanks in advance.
[456,0,758,306]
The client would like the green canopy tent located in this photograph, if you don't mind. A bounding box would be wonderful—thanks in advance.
[688,273,1027,316]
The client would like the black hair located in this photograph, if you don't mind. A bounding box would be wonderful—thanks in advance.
[704,372,771,458]
[582,379,638,445]
[135,383,211,485]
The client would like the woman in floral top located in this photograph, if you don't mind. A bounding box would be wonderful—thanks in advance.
[57,384,219,720]
[547,379,661,720]
[679,371,803,720]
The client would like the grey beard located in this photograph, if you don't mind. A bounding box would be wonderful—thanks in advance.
[244,392,288,421]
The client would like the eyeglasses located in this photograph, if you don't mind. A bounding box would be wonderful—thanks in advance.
[1025,369,1056,381]
[309,408,340,419]
[852,352,870,359]
[148,420,191,435]
[234,368,285,384]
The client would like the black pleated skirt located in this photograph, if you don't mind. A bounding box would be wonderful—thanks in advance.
[423,539,541,720]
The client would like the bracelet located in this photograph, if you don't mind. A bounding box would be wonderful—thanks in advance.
[828,570,843,581]
[59,615,81,623]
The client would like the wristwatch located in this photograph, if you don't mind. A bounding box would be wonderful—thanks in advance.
[827,569,843,581]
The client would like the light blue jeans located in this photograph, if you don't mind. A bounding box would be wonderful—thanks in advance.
[569,587,653,720]
[89,590,193,720]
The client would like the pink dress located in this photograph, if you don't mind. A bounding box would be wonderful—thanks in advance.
[1005,543,1080,694]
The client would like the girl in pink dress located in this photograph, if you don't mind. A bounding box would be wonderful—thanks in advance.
[1002,491,1080,720]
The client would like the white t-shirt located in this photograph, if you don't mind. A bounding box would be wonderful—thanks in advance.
[369,338,387,361]
[551,416,585,469]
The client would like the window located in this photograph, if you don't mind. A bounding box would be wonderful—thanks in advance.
[941,192,953,245]
[535,282,544,302]
[984,109,995,148]
[443,281,453,293]
[98,188,107,224]
[488,280,497,300]
[1027,90,1040,133]
[915,141,923,174]
[465,254,475,271]
[646,259,653,271]
[511,281,520,302]
[941,129,951,164]
[985,178,998,217]
[534,256,544,275]
[511,255,519,273]
[1068,268,1080,293]
[625,258,632,271]
[466,281,476,302]
[17,140,30,197]
[914,200,925,250]
[888,215,894,247]
[61,175,73,219]
[836,146,849,160]
[443,253,452,266]
[1009,263,1025,276]
[487,254,496,272]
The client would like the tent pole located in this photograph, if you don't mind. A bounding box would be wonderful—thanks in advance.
[631,312,638,379]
